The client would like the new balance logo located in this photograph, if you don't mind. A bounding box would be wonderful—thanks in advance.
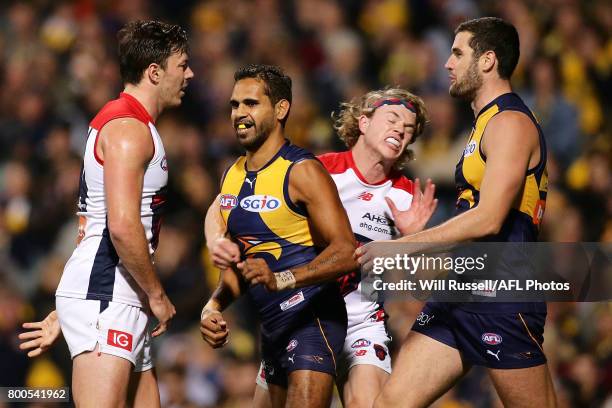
[357,192,374,201]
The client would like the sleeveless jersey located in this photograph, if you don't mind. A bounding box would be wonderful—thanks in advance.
[56,92,168,307]
[220,141,330,337]
[318,151,414,325]
[454,92,547,312]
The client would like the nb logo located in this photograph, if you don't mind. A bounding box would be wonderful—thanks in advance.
[358,192,374,201]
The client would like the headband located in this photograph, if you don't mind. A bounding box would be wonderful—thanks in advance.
[371,98,416,113]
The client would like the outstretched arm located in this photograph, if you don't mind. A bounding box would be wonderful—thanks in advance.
[356,111,540,264]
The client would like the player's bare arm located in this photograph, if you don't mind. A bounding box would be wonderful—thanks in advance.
[357,111,539,263]
[101,117,175,337]
[201,197,244,348]
[205,194,240,268]
[200,260,245,348]
[240,159,357,290]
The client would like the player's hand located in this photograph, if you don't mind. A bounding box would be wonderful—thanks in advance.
[19,310,61,357]
[148,291,176,337]
[209,237,241,269]
[237,258,277,291]
[354,240,396,276]
[200,308,229,348]
[387,178,437,236]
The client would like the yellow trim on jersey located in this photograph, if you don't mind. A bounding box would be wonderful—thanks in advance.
[220,154,314,249]
[220,156,247,227]
[460,105,499,195]
[255,157,314,247]
[459,102,547,223]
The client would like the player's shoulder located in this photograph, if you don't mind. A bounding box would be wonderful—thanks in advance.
[487,109,538,140]
[316,150,352,174]
[91,93,152,131]
[388,171,414,194]
[280,142,316,164]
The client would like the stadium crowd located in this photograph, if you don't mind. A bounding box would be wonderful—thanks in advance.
[0,0,609,406]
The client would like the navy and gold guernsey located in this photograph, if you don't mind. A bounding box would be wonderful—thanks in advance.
[455,92,548,313]
[413,93,550,369]
[455,92,547,242]
[220,140,346,385]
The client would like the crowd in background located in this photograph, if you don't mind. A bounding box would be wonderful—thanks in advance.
[0,0,610,407]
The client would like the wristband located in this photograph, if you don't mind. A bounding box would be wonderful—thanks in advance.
[274,270,296,290]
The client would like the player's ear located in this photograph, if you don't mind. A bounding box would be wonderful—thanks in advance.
[276,99,290,123]
[146,63,161,85]
[481,50,496,75]
[358,115,370,135]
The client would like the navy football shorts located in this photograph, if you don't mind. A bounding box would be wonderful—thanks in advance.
[260,289,347,387]
[412,302,547,369]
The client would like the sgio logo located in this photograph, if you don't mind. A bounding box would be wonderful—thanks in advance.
[463,140,477,157]
[107,329,133,352]
[240,195,281,212]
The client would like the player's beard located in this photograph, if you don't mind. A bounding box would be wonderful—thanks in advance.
[238,116,275,151]
[449,58,482,101]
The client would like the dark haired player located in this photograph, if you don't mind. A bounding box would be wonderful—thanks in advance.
[357,17,556,407]
[20,20,193,407]
[200,64,357,408]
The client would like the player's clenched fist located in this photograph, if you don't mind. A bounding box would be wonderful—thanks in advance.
[209,237,241,269]
[237,258,277,291]
[200,308,229,348]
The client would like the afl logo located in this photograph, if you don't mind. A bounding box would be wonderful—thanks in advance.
[481,333,503,345]
[240,195,281,212]
[463,141,477,157]
[286,339,299,352]
[220,194,238,210]
[161,156,168,171]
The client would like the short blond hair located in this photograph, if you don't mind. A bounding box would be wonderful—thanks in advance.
[332,88,428,170]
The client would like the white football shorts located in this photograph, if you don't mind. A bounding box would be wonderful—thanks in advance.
[56,296,153,372]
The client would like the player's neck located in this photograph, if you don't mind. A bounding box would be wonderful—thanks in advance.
[123,85,161,121]
[245,129,286,171]
[351,140,392,184]
[471,78,512,117]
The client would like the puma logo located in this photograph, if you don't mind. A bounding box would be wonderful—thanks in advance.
[245,178,254,188]
[487,349,501,361]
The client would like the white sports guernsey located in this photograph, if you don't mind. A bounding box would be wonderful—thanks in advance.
[56,92,168,308]
[318,151,413,330]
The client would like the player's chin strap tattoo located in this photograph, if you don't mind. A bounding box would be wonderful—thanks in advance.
[274,270,296,290]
